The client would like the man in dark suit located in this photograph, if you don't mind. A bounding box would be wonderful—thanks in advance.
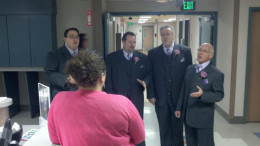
[105,31,150,146]
[175,43,224,146]
[44,27,81,100]
[147,25,192,146]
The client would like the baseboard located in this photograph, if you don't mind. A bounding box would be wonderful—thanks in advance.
[215,104,244,124]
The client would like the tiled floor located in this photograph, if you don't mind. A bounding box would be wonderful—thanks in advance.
[144,98,260,146]
[10,99,260,146]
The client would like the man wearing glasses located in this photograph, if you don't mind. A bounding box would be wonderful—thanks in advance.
[44,27,81,100]
[147,25,192,146]
[175,43,224,146]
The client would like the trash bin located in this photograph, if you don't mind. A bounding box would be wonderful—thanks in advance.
[0,97,13,127]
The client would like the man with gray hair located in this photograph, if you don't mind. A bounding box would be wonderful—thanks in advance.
[147,25,192,146]
[175,43,224,146]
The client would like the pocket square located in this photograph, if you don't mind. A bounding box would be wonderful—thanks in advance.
[180,57,185,62]
[203,79,208,84]
[140,65,144,69]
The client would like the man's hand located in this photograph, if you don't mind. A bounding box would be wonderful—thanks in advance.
[137,79,146,89]
[190,86,203,98]
[148,98,156,105]
[175,111,181,118]
[65,75,78,88]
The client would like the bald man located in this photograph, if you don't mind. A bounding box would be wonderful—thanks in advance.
[175,43,224,146]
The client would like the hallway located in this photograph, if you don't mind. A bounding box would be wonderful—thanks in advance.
[143,99,260,146]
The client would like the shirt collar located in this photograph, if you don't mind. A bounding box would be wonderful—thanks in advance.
[122,48,133,58]
[163,42,175,54]
[65,44,79,56]
[197,60,210,71]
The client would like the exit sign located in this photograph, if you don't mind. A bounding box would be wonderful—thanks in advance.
[181,1,196,10]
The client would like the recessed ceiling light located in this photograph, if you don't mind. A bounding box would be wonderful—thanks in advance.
[156,0,171,3]
[163,20,173,22]
[140,16,152,19]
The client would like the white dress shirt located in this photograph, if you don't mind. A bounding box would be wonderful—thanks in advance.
[163,42,175,55]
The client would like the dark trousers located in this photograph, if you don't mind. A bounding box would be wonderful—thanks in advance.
[136,141,145,146]
[155,101,184,146]
[185,124,215,146]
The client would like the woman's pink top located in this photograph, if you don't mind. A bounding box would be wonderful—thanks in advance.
[48,89,145,146]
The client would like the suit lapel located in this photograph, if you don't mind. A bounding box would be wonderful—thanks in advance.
[172,44,184,63]
[187,65,197,91]
[157,45,168,72]
[61,46,73,62]
[117,50,130,73]
[190,63,212,89]
[131,51,138,75]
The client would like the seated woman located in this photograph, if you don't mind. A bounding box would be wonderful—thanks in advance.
[48,50,145,146]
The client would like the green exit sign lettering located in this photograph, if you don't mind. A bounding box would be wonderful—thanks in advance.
[182,1,196,10]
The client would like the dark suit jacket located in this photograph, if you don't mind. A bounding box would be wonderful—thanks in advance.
[44,45,78,100]
[105,50,150,117]
[147,44,192,110]
[176,63,224,128]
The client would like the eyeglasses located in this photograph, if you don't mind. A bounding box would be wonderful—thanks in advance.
[160,33,172,37]
[197,48,213,53]
[67,35,80,40]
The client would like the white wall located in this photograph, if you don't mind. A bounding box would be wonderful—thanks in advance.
[56,0,92,49]
[187,15,200,63]
[234,0,260,116]
[107,20,114,54]
[107,0,218,12]
[215,0,234,115]
[215,0,260,117]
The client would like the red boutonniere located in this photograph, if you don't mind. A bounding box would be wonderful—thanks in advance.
[200,71,207,78]
[134,57,140,64]
[200,71,208,84]
[174,49,180,57]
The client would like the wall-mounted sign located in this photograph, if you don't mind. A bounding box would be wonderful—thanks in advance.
[120,18,124,27]
[87,10,92,27]
[181,1,196,10]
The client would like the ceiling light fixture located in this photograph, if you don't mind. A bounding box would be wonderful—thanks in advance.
[140,16,152,19]
[156,0,172,3]
[163,20,173,22]
[168,17,176,21]
[138,18,149,24]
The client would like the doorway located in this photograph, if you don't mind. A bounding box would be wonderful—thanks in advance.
[184,19,190,46]
[142,26,154,51]
[245,8,260,122]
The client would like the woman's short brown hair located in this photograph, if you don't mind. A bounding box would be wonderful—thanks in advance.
[65,50,106,88]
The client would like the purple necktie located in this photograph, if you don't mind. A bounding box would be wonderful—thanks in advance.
[196,64,202,73]
[72,51,77,57]
[166,48,171,56]
[127,54,131,60]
